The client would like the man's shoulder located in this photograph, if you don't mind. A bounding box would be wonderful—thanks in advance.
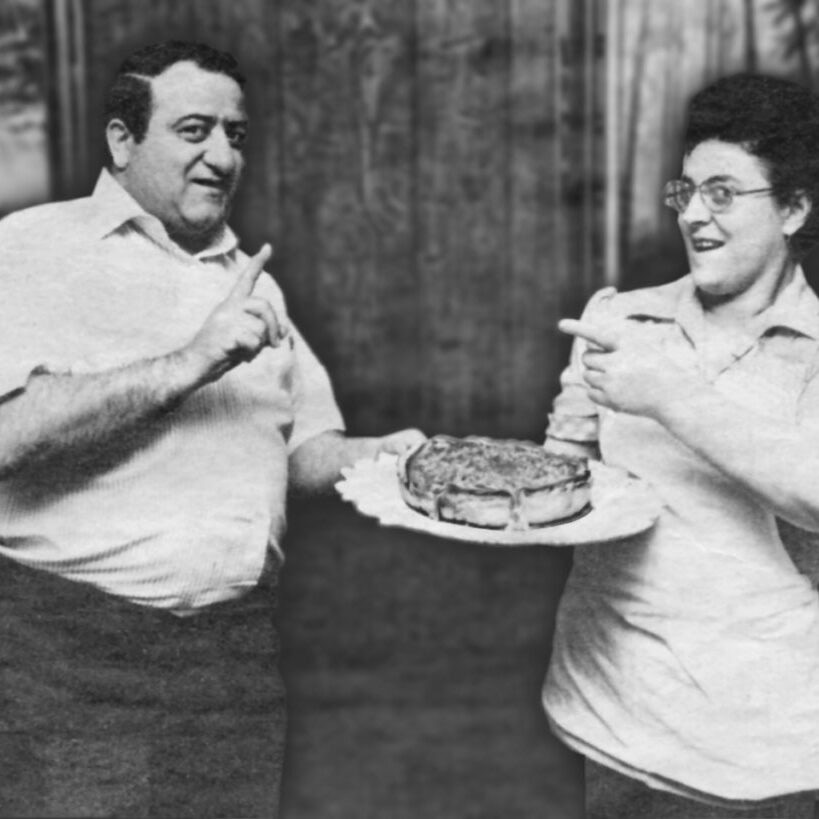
[0,195,99,248]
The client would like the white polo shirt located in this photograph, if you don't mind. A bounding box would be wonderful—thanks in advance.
[0,171,344,614]
[544,272,819,803]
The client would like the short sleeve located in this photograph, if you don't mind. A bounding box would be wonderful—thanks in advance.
[0,248,75,398]
[247,268,345,453]
[545,287,618,453]
[285,323,345,453]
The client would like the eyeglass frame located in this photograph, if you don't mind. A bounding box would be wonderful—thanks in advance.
[663,178,775,215]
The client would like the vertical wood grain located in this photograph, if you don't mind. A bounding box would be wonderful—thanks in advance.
[277,0,418,434]
[414,0,514,435]
[555,0,605,315]
[505,0,565,438]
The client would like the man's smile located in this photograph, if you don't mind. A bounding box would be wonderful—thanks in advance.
[191,176,231,191]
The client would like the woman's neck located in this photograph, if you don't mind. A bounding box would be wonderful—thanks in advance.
[698,259,796,331]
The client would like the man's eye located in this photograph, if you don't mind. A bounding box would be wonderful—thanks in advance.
[179,124,209,141]
[227,128,247,148]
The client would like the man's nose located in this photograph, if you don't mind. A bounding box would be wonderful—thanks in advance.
[203,128,237,172]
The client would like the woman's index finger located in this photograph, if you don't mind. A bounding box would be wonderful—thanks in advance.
[557,318,618,351]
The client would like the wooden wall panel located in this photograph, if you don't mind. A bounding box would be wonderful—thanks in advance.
[277,0,418,435]
[505,0,563,438]
[79,0,604,439]
[414,0,512,436]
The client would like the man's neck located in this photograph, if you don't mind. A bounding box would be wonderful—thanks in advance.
[167,227,218,256]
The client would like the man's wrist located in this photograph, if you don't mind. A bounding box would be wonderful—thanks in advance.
[169,346,219,391]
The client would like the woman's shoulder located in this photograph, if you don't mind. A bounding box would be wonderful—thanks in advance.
[581,276,691,319]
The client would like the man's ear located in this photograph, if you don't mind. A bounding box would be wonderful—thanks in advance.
[784,191,812,238]
[105,119,134,171]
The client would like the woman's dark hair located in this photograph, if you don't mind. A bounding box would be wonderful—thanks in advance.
[684,73,819,255]
[103,41,245,148]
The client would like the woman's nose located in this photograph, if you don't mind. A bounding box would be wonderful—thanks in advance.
[679,188,713,225]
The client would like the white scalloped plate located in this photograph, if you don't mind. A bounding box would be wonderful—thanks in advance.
[335,455,662,546]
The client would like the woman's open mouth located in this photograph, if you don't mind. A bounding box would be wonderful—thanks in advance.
[690,237,724,252]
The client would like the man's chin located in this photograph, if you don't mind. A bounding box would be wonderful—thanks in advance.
[169,215,228,253]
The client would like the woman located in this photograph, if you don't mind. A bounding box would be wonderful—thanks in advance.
[544,73,819,818]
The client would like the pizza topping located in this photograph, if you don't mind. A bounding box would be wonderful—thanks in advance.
[405,436,586,495]
[398,435,591,530]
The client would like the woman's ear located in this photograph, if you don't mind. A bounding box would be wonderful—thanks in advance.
[784,191,812,238]
[105,119,134,171]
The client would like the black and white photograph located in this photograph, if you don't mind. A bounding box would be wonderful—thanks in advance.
[3,1,819,818]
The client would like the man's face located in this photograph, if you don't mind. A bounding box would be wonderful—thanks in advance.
[117,61,247,253]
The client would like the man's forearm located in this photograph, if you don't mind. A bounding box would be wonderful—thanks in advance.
[288,428,426,495]
[288,431,379,495]
[0,241,295,479]
[0,350,204,478]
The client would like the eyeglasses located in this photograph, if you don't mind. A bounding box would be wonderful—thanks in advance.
[663,179,774,214]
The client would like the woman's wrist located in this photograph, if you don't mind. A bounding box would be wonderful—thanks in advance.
[653,371,714,429]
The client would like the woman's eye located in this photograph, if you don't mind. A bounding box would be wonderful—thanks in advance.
[709,184,733,205]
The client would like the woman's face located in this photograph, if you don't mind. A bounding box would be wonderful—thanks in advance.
[678,139,807,301]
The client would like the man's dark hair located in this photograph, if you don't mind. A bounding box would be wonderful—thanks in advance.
[684,73,819,255]
[103,41,245,146]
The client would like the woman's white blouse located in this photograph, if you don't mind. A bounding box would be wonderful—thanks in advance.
[544,270,819,803]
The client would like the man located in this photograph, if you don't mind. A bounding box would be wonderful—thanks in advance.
[0,41,422,817]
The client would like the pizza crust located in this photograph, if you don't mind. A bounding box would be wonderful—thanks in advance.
[397,435,591,530]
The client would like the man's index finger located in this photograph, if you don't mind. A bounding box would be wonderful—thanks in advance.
[232,243,272,298]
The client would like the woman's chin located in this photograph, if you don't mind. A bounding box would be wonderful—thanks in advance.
[690,268,727,294]
[690,270,740,305]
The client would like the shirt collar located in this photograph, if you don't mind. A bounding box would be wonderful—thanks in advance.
[89,169,239,260]
[90,169,145,238]
[757,267,819,340]
[627,269,819,342]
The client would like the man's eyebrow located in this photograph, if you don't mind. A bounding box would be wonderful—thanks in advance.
[172,114,215,127]
[171,114,248,127]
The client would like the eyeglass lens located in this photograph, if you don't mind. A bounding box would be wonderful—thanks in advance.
[664,181,733,213]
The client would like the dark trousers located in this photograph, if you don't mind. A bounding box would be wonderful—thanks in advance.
[0,556,286,818]
[586,759,816,819]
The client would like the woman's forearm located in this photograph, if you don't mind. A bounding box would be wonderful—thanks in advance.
[658,385,819,531]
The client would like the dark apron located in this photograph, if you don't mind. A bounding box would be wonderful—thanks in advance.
[0,554,286,818]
